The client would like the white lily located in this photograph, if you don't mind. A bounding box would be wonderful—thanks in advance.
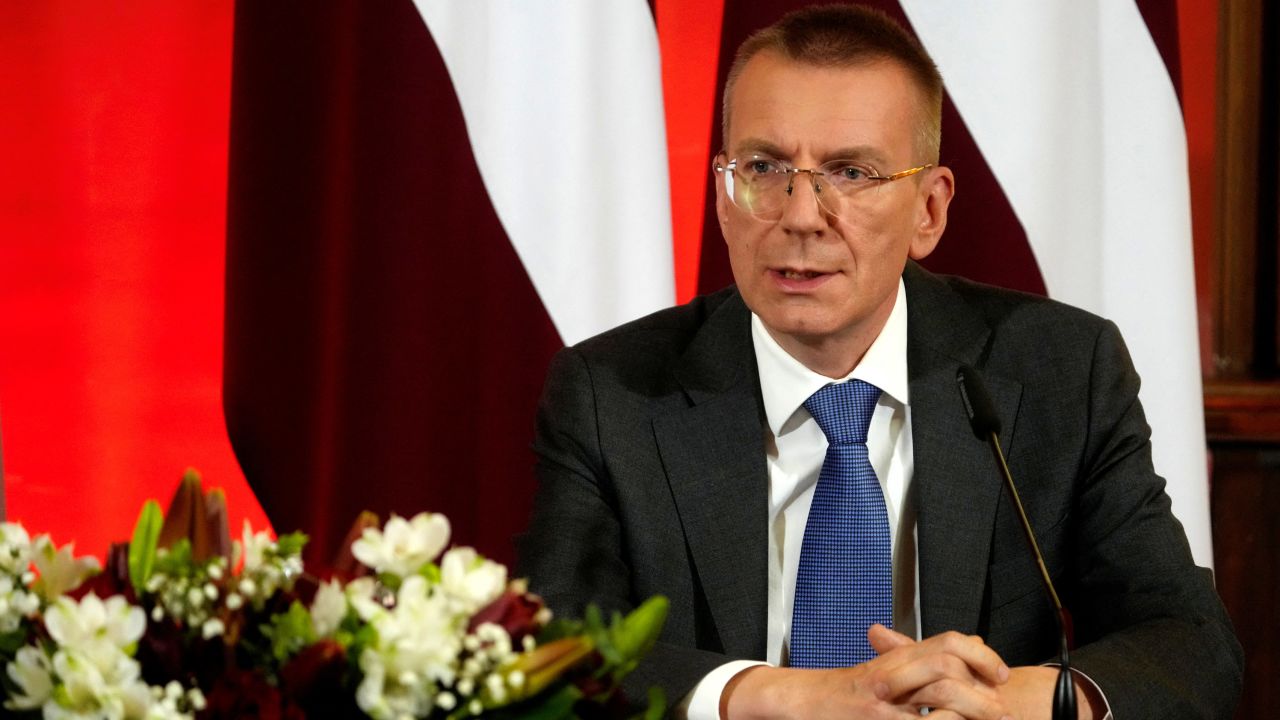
[310,578,348,637]
[0,522,35,577]
[0,574,40,632]
[5,645,53,710]
[46,594,145,652]
[232,520,274,574]
[351,512,450,578]
[33,539,101,600]
[439,547,506,614]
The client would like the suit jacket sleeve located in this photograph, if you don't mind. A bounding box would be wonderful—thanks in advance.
[909,267,1242,718]
[517,346,733,708]
[1058,319,1243,718]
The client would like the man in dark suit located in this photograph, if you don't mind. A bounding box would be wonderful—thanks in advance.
[519,5,1241,719]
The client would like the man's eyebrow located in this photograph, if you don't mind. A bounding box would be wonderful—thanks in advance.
[730,139,889,167]
[822,146,888,165]
[731,138,789,159]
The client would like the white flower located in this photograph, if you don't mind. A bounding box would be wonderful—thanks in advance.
[355,649,391,719]
[32,539,101,600]
[12,635,188,719]
[52,649,115,711]
[473,623,513,660]
[5,645,53,710]
[310,579,347,637]
[439,547,506,614]
[45,645,160,719]
[355,646,437,720]
[384,576,463,684]
[233,520,274,574]
[0,574,40,632]
[346,577,386,623]
[200,619,224,640]
[355,575,470,719]
[0,523,34,576]
[45,594,146,655]
[352,513,450,578]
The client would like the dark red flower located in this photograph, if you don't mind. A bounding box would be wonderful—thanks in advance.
[279,640,360,717]
[468,590,545,641]
[73,542,133,601]
[199,667,305,720]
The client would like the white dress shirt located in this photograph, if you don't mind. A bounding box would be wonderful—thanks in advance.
[683,280,917,718]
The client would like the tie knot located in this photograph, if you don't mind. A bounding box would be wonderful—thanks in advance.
[803,380,881,444]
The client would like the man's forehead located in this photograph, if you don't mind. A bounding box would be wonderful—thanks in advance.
[729,137,891,166]
[726,55,918,162]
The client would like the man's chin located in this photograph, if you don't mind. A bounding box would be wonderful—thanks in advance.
[757,314,843,345]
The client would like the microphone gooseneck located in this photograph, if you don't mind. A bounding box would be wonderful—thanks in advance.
[956,366,1077,720]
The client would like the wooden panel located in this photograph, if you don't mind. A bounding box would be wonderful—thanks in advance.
[1212,0,1264,377]
[1210,446,1280,718]
[1199,1,1278,715]
[1266,0,1280,375]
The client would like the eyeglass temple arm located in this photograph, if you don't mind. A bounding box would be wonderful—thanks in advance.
[869,163,934,182]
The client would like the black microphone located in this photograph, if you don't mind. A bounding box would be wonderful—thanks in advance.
[956,365,1077,720]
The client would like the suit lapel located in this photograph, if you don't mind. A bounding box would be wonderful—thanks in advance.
[650,267,1028,655]
[652,292,769,659]
[904,265,1023,637]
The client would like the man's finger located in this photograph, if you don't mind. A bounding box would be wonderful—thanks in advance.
[873,650,1002,704]
[868,623,915,655]
[902,677,1009,720]
[868,630,1010,692]
[916,631,1009,685]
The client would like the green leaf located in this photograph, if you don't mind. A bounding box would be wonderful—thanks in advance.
[594,611,624,667]
[582,604,605,639]
[344,623,380,663]
[537,616,584,644]
[261,601,318,664]
[274,531,308,558]
[472,684,582,720]
[0,627,30,656]
[153,539,194,578]
[417,562,441,584]
[641,687,666,720]
[128,500,164,594]
[611,596,668,664]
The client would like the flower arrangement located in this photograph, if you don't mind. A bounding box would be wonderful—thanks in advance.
[0,471,667,719]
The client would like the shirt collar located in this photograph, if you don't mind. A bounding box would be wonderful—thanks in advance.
[751,278,910,437]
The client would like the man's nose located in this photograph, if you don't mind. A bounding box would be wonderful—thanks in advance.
[780,169,828,232]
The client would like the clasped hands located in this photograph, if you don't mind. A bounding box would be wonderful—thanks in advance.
[721,624,1097,720]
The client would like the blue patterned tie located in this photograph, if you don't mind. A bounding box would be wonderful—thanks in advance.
[790,379,892,668]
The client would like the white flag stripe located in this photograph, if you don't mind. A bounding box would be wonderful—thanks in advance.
[902,0,1212,566]
[413,0,675,346]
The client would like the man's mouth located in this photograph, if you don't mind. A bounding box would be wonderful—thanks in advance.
[777,269,825,280]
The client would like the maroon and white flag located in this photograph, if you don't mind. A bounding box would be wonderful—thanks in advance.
[900,1,1210,565]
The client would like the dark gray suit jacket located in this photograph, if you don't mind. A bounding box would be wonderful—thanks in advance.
[519,262,1242,718]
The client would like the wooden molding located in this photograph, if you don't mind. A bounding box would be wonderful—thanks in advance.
[1204,379,1280,442]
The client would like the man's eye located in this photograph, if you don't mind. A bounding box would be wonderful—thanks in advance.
[745,160,779,175]
[830,164,869,181]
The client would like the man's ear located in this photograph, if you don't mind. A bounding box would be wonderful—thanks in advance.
[908,165,954,260]
[715,168,730,236]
